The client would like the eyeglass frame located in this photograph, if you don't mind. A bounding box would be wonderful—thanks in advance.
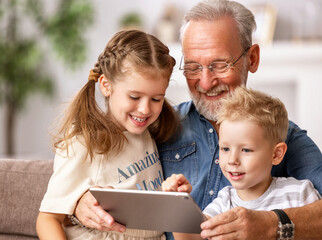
[179,47,251,76]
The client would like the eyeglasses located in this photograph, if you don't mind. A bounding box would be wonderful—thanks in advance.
[179,47,250,78]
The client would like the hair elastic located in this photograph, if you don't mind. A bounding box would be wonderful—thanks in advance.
[88,69,101,82]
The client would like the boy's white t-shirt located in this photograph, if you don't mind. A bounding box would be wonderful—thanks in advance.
[203,177,321,218]
[40,130,165,239]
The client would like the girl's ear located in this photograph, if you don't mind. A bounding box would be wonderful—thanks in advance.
[99,75,111,97]
[272,142,288,166]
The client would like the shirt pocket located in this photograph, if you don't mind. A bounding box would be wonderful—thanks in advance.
[159,142,198,185]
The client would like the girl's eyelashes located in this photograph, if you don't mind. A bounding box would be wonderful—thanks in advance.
[129,95,163,102]
[152,98,162,102]
[129,95,139,100]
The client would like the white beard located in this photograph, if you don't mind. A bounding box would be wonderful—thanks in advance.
[190,63,248,122]
[190,86,226,122]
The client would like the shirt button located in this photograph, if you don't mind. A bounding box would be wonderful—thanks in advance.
[175,153,180,159]
[209,190,214,196]
[209,128,214,133]
[215,159,219,164]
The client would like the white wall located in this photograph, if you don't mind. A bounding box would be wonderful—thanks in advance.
[1,0,321,159]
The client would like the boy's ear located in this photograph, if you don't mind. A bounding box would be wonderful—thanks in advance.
[272,142,287,165]
[99,75,111,97]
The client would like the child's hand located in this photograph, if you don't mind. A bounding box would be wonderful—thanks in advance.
[162,174,192,193]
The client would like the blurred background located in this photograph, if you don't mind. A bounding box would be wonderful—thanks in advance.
[1,0,322,159]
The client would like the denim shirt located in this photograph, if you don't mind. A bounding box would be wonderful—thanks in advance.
[158,101,322,240]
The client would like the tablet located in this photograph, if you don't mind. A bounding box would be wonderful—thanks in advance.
[89,188,206,233]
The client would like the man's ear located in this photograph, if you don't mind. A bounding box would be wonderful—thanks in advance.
[272,142,287,166]
[248,44,260,73]
[99,75,111,97]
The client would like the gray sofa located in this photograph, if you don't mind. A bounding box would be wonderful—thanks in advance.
[0,158,54,239]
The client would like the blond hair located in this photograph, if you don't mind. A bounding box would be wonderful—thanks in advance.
[217,87,289,144]
[53,30,178,159]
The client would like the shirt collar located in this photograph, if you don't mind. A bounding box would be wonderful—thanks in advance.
[176,100,211,121]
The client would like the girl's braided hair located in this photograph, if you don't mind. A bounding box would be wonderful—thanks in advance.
[53,30,178,159]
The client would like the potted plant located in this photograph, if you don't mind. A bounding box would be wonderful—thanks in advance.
[0,0,94,156]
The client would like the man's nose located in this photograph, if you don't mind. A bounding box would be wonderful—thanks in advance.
[198,69,218,91]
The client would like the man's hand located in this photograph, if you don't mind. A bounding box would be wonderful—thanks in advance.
[162,174,192,193]
[74,187,126,232]
[200,207,278,240]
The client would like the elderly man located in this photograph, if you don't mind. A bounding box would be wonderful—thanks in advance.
[73,1,322,239]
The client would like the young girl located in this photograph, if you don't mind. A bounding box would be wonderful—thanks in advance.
[36,30,178,240]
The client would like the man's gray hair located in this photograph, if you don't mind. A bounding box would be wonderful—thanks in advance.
[180,0,256,49]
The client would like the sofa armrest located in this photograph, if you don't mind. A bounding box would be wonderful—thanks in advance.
[0,159,53,238]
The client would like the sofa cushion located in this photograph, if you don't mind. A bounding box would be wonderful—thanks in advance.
[0,234,38,240]
[0,159,53,238]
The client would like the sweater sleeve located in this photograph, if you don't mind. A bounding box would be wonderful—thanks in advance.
[39,137,99,214]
